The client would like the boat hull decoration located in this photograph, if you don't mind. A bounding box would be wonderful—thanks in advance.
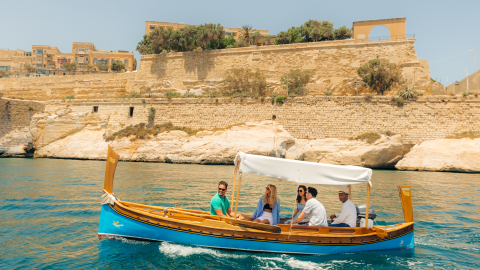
[98,204,414,255]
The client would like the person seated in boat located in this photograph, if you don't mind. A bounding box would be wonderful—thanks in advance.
[210,180,241,219]
[282,185,309,225]
[248,184,281,225]
[291,187,328,227]
[329,187,357,227]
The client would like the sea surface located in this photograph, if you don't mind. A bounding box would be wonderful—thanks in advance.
[1,158,479,269]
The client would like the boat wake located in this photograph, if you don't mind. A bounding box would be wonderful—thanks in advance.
[157,242,332,269]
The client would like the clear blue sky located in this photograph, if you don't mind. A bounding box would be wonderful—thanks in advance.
[1,0,478,85]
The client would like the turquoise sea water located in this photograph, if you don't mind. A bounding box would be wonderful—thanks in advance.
[1,158,479,269]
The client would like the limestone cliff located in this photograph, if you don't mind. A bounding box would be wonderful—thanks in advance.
[395,139,480,172]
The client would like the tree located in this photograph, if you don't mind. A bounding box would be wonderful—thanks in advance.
[63,62,77,73]
[97,63,109,71]
[223,68,267,96]
[0,70,7,78]
[24,63,37,74]
[239,25,253,44]
[111,61,126,71]
[85,65,93,71]
[334,26,352,40]
[280,69,314,96]
[357,59,400,95]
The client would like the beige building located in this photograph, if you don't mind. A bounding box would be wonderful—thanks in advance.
[70,42,137,72]
[145,21,269,40]
[0,49,31,72]
[1,43,136,76]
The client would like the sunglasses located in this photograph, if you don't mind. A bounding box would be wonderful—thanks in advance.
[298,189,304,192]
[266,187,270,190]
[218,187,226,191]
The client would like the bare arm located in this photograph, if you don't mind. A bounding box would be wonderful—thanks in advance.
[292,211,308,224]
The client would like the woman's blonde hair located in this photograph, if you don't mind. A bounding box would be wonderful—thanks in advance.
[262,184,278,207]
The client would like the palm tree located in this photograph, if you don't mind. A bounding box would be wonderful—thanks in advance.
[240,25,253,44]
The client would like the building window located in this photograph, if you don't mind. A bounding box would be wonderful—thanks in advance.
[87,48,89,53]
[75,57,78,62]
[43,65,46,68]
[226,32,231,36]
[63,72,66,75]
[33,57,35,61]
[150,25,155,30]
[53,72,55,75]
[125,60,128,65]
[93,59,97,64]
[36,64,41,68]
[159,27,164,30]
[75,48,78,53]
[86,57,89,63]
[129,107,134,117]
[33,50,35,54]
[93,106,98,113]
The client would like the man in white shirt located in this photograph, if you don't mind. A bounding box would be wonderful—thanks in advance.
[292,187,328,227]
[329,187,357,227]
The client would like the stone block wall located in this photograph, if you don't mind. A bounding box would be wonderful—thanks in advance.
[135,38,432,96]
[0,39,434,101]
[43,96,480,144]
[0,73,135,101]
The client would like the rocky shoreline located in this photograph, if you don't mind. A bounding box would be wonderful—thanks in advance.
[1,107,479,172]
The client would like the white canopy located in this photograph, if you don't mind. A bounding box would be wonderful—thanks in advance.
[234,152,372,186]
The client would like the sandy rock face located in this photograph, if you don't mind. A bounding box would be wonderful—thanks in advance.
[286,135,403,168]
[395,139,480,172]
[27,109,405,167]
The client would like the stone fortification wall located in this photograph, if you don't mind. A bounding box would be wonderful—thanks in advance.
[135,38,432,96]
[0,73,135,101]
[0,39,434,100]
[0,98,45,156]
[43,95,480,144]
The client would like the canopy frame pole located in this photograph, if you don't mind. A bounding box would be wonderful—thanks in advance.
[348,185,352,201]
[233,172,243,219]
[230,160,240,212]
[364,183,371,227]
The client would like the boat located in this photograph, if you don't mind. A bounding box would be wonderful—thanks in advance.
[98,146,414,254]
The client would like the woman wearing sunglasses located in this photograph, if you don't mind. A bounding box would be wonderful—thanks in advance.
[249,184,280,225]
[283,185,308,224]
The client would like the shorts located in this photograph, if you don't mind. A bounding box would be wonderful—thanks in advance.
[257,211,273,225]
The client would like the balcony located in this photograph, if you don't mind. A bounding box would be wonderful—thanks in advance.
[75,51,88,55]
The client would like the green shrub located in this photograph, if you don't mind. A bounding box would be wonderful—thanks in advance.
[28,107,34,111]
[65,95,74,99]
[446,131,480,139]
[290,87,309,97]
[275,95,284,103]
[357,59,400,95]
[352,132,381,144]
[165,91,181,98]
[396,97,404,106]
[397,88,418,99]
[184,92,196,98]
[148,107,156,121]
[121,91,143,98]
[280,69,314,92]
[462,92,473,97]
[105,122,204,142]
[223,68,267,97]
[325,91,332,96]
[385,130,395,136]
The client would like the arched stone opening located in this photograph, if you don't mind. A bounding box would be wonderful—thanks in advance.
[352,18,406,41]
[368,25,391,41]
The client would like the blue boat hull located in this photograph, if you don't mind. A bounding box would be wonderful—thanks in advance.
[98,204,414,255]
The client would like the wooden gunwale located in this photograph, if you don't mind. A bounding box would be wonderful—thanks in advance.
[110,201,414,245]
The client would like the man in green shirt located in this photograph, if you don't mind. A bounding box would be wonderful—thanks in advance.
[210,181,236,217]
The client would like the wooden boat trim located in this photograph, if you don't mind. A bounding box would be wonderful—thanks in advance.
[108,201,414,246]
